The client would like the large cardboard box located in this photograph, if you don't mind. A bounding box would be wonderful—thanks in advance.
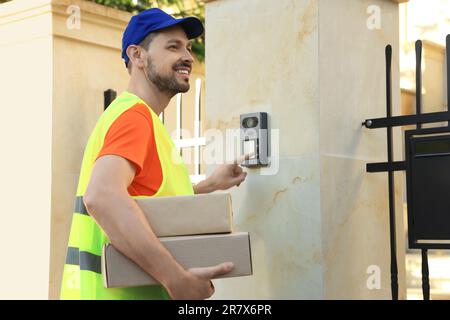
[134,193,233,237]
[102,232,252,288]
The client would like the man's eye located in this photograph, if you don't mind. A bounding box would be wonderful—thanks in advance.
[168,45,178,50]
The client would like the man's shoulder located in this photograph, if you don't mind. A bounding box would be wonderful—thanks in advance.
[106,91,154,124]
[121,103,153,121]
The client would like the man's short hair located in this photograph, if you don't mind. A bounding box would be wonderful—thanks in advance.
[126,32,158,74]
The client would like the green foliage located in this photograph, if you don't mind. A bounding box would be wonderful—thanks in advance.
[89,0,205,61]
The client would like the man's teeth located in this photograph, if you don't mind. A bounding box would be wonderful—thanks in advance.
[176,70,189,74]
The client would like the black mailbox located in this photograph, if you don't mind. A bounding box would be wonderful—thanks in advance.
[405,126,450,249]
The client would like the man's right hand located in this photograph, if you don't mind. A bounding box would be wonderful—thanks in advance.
[85,155,234,300]
[166,262,234,300]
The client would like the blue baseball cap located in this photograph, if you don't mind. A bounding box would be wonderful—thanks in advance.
[122,8,204,67]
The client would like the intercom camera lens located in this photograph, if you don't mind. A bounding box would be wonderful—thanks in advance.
[243,117,259,128]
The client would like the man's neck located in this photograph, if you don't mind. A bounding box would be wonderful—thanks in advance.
[127,76,173,116]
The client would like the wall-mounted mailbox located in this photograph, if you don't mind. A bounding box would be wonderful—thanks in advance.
[406,126,450,249]
[240,112,270,167]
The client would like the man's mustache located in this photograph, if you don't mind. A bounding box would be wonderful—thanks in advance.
[172,62,192,69]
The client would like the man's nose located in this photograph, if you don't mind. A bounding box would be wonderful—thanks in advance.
[183,49,194,64]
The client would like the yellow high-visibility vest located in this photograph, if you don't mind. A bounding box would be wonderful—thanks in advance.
[60,91,193,300]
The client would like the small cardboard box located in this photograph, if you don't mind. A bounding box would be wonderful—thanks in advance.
[134,193,233,237]
[102,232,253,288]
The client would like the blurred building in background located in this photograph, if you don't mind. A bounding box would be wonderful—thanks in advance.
[399,0,450,300]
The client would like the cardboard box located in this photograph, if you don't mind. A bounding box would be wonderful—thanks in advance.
[102,232,252,288]
[134,193,233,237]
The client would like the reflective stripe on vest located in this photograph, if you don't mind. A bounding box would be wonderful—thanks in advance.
[60,91,194,300]
[74,196,89,216]
[65,247,101,274]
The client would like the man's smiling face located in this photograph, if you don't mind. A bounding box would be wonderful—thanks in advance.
[144,25,194,95]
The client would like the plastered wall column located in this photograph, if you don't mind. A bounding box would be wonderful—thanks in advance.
[204,0,406,299]
[0,0,54,299]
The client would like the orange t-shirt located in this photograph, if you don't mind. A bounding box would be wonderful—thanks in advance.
[95,103,163,196]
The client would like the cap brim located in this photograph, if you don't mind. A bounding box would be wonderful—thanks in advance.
[153,16,204,39]
[177,16,204,39]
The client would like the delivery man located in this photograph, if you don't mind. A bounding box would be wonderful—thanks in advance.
[60,8,249,300]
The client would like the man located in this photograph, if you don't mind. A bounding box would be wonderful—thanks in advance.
[60,8,249,300]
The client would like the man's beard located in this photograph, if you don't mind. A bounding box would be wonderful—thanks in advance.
[145,57,190,96]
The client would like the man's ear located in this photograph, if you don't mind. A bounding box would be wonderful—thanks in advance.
[126,45,146,69]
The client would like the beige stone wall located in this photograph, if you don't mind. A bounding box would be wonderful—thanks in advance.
[205,0,405,299]
[318,0,405,299]
[0,0,54,300]
[50,0,131,300]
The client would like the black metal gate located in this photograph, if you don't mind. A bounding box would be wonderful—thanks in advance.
[363,35,450,300]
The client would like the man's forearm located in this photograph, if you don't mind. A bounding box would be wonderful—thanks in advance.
[84,190,187,290]
[193,178,215,194]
